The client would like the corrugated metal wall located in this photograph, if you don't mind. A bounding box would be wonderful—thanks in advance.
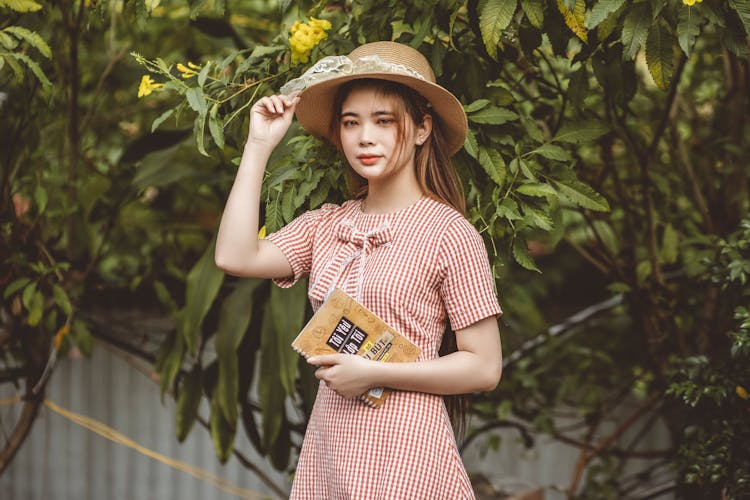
[0,344,290,500]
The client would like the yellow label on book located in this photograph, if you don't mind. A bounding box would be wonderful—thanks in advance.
[291,288,421,407]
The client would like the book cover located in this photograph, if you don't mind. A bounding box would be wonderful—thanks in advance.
[291,288,421,407]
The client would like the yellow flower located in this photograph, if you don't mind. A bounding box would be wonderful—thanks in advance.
[137,75,163,98]
[176,62,199,78]
[682,0,703,5]
[737,385,749,400]
[289,17,332,65]
[309,17,332,31]
[258,225,267,239]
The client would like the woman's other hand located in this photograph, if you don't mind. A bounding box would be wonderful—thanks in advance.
[308,354,377,399]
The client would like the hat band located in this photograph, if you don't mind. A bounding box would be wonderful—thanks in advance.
[281,54,427,95]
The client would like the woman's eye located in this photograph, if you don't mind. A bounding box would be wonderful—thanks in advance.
[342,120,357,127]
[378,118,395,125]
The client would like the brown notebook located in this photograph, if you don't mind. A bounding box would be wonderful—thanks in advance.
[291,288,421,407]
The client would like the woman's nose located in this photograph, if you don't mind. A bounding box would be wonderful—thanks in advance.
[358,123,374,146]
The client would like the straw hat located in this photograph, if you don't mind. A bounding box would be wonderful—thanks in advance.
[281,41,468,156]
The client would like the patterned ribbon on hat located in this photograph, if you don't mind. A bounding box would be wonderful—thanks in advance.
[311,219,393,302]
[280,54,427,95]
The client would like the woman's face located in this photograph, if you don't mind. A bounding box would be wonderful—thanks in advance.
[338,85,429,184]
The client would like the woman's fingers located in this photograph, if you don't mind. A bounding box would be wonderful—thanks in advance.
[255,94,298,116]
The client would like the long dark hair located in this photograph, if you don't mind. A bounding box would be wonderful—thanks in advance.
[330,78,470,439]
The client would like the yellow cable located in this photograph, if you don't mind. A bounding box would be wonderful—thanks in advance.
[0,396,22,405]
[41,400,272,500]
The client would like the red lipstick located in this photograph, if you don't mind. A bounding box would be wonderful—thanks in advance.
[358,155,381,166]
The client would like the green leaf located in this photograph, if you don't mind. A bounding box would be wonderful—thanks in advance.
[497,198,523,221]
[268,420,292,470]
[265,194,283,233]
[52,284,72,316]
[468,105,519,125]
[27,290,43,326]
[176,366,202,442]
[586,0,625,29]
[3,26,51,58]
[479,0,518,59]
[151,109,174,133]
[0,30,17,50]
[516,182,558,198]
[193,113,208,157]
[464,128,479,159]
[181,243,225,355]
[0,0,42,12]
[552,122,608,143]
[518,158,537,180]
[636,260,652,285]
[661,223,679,264]
[478,147,507,187]
[155,331,185,397]
[598,15,619,43]
[197,61,211,88]
[553,178,610,211]
[3,52,23,82]
[209,392,236,463]
[185,87,208,115]
[269,282,307,396]
[258,308,285,448]
[522,117,544,143]
[21,282,37,310]
[645,21,675,90]
[3,277,31,299]
[208,104,224,149]
[249,44,284,58]
[34,185,47,213]
[463,98,490,114]
[729,0,750,37]
[512,237,541,272]
[522,205,553,230]
[568,64,589,109]
[677,7,701,56]
[8,52,50,89]
[622,3,650,60]
[521,0,545,29]
[215,279,261,425]
[530,143,572,161]
[71,319,93,356]
[281,185,296,223]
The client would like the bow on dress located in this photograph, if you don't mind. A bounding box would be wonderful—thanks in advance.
[314,219,393,302]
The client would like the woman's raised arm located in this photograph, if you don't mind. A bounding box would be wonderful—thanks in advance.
[214,94,299,278]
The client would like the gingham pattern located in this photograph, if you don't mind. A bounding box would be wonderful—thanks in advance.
[267,196,502,500]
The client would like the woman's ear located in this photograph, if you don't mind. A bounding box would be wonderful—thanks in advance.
[415,114,433,145]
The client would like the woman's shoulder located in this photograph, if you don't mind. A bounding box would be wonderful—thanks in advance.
[415,198,488,256]
[418,197,476,234]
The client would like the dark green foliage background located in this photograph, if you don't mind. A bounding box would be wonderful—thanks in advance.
[2,0,749,497]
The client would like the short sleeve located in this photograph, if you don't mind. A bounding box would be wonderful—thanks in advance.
[265,204,335,288]
[438,217,502,331]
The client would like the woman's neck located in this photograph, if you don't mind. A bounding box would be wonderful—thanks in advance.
[362,162,423,214]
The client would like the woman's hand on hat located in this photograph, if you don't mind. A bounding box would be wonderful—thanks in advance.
[308,353,376,399]
[247,93,300,149]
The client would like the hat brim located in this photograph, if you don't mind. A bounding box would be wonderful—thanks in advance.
[294,73,468,156]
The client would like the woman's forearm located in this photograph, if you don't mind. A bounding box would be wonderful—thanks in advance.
[370,350,502,395]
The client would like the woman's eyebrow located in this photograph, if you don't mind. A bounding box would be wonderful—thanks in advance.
[341,110,394,118]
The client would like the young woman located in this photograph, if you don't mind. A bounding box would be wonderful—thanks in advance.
[215,41,503,499]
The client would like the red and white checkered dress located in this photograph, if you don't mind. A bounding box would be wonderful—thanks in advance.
[267,196,502,499]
